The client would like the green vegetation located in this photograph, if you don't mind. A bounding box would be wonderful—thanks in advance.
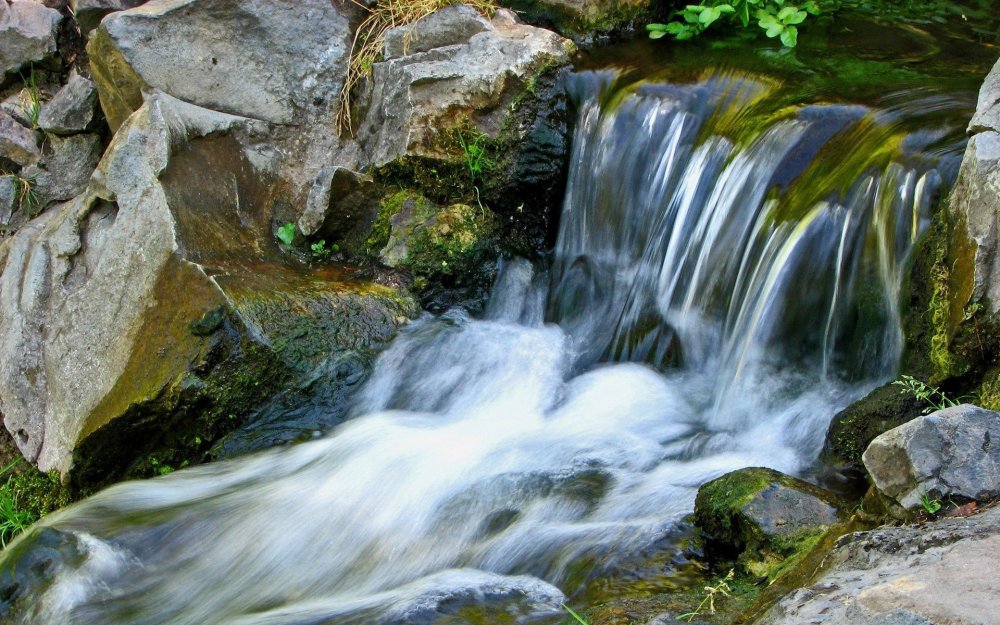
[0,458,72,548]
[648,0,997,47]
[919,492,942,515]
[310,239,338,259]
[562,604,590,624]
[19,69,42,129]
[12,174,39,215]
[276,222,296,246]
[648,0,822,47]
[455,129,490,185]
[892,374,959,414]
[0,460,34,548]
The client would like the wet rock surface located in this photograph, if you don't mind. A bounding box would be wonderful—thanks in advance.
[863,404,1000,512]
[822,382,924,474]
[297,165,376,243]
[757,505,1000,625]
[501,0,652,39]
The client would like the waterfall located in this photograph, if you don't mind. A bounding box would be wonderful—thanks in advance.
[0,70,967,625]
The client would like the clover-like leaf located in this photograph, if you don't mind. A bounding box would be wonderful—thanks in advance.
[780,24,798,46]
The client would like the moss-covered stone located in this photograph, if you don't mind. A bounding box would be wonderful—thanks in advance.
[694,468,841,582]
[821,382,924,473]
[362,190,498,310]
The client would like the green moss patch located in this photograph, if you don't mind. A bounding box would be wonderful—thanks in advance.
[694,468,841,583]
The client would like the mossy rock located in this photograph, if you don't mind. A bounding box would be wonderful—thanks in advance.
[694,468,841,581]
[821,382,924,474]
[365,190,497,310]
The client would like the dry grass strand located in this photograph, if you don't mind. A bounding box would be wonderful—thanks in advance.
[337,0,497,135]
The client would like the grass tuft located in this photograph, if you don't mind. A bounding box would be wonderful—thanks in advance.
[0,459,37,548]
[337,0,497,135]
[18,69,42,130]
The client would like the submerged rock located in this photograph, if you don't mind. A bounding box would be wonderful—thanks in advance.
[863,403,1000,513]
[0,93,415,485]
[0,0,62,77]
[757,504,1000,625]
[694,467,841,580]
[376,569,566,625]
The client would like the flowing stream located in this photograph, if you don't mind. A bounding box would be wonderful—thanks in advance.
[0,66,973,624]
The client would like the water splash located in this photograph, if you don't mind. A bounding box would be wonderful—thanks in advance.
[0,70,969,624]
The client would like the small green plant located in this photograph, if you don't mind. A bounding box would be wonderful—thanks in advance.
[919,492,942,515]
[677,569,735,622]
[455,129,490,184]
[18,69,42,129]
[561,604,589,625]
[276,222,296,246]
[149,457,174,476]
[647,0,821,47]
[892,374,960,414]
[0,458,37,548]
[310,239,339,259]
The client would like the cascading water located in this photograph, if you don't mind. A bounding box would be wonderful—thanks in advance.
[0,68,971,625]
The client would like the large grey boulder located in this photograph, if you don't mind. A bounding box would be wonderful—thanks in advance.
[86,0,359,198]
[757,505,1000,625]
[87,0,352,130]
[37,73,99,136]
[863,404,1000,511]
[357,6,573,167]
[0,0,62,77]
[0,93,415,481]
